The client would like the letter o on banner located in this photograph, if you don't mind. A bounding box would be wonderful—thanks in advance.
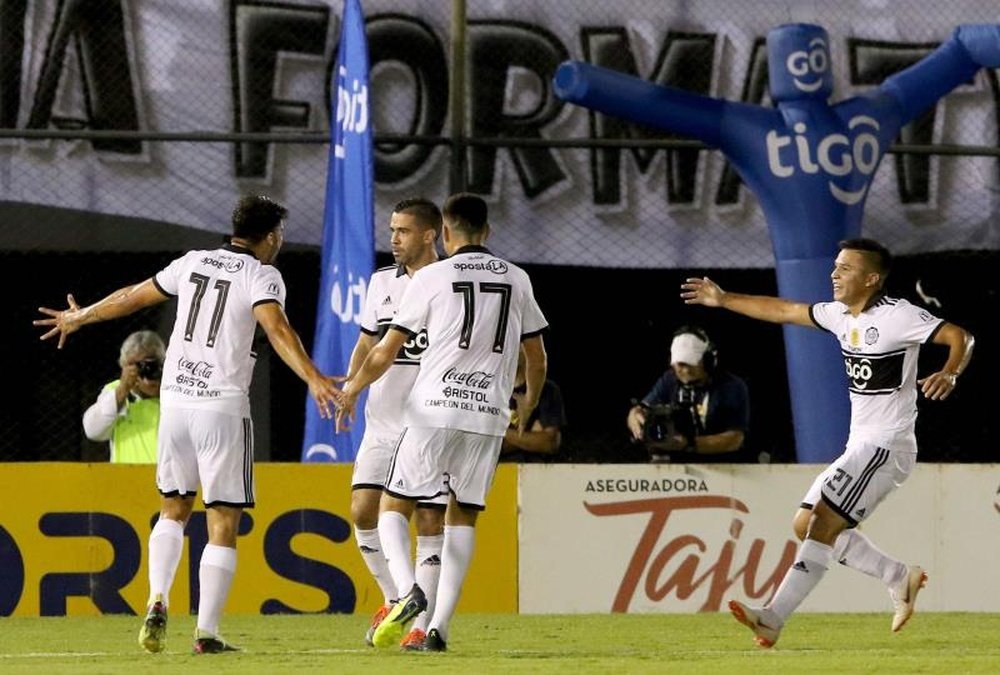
[0,525,24,615]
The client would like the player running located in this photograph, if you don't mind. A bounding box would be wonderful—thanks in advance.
[682,238,973,647]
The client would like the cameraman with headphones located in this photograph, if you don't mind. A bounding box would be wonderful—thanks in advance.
[626,326,749,463]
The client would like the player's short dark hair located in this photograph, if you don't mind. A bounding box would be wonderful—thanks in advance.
[839,238,892,277]
[442,192,488,235]
[393,197,442,239]
[232,194,288,241]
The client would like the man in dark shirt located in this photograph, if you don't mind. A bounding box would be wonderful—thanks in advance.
[626,326,749,463]
[501,349,567,462]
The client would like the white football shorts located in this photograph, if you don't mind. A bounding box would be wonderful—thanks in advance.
[157,406,255,507]
[352,431,449,506]
[800,434,916,525]
[384,426,502,510]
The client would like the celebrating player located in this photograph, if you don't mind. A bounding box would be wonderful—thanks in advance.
[35,194,340,654]
[336,193,548,652]
[345,198,447,649]
[681,237,974,647]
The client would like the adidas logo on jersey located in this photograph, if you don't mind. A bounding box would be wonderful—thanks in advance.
[382,295,392,305]
[855,508,866,518]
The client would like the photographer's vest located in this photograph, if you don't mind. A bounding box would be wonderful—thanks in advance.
[101,380,160,464]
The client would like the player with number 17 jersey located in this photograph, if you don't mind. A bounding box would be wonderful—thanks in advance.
[153,243,285,417]
[391,246,547,435]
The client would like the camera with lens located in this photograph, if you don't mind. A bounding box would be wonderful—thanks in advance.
[636,390,701,462]
[641,403,694,444]
[136,359,163,380]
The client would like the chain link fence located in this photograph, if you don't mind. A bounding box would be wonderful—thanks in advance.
[3,0,998,462]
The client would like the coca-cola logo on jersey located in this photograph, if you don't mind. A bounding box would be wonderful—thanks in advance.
[442,367,494,389]
[178,357,215,379]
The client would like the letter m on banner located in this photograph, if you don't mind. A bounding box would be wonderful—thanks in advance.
[302,0,373,463]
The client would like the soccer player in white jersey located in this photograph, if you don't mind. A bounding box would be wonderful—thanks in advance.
[335,193,548,652]
[35,194,340,654]
[345,198,447,649]
[681,238,974,648]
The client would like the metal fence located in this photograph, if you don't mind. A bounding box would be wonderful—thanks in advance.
[3,0,999,462]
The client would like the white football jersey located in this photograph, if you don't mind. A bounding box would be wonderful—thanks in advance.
[359,264,428,438]
[154,244,285,416]
[810,295,943,443]
[391,246,547,435]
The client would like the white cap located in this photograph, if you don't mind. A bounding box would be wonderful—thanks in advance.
[670,332,709,366]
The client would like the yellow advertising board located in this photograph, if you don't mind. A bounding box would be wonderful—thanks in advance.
[0,463,517,617]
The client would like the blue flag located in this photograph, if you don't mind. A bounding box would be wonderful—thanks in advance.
[302,0,373,463]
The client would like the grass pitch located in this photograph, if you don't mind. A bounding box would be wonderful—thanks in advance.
[1,612,998,674]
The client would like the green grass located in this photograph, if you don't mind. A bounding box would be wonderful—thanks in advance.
[1,612,998,674]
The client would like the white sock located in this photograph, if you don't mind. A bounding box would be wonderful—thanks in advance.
[147,518,184,607]
[412,534,444,632]
[378,511,415,595]
[832,529,908,588]
[196,544,237,636]
[766,539,832,625]
[428,525,475,640]
[355,527,397,603]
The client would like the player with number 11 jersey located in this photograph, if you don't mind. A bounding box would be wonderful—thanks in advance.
[154,244,285,417]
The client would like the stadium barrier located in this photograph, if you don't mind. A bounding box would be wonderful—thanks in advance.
[4,462,998,616]
[519,463,1000,613]
[0,463,517,617]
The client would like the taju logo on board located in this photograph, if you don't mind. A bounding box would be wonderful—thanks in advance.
[585,495,798,613]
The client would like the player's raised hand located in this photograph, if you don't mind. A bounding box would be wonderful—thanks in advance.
[34,293,83,349]
[681,276,724,307]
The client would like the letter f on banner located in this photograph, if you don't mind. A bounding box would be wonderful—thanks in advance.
[303,0,373,463]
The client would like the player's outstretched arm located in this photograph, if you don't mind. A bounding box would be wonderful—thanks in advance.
[343,332,377,382]
[34,279,168,350]
[680,276,813,326]
[254,302,340,419]
[918,322,974,401]
[335,327,408,432]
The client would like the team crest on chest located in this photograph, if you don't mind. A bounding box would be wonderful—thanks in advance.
[864,327,879,345]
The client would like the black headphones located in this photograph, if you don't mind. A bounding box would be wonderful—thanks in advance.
[672,325,718,372]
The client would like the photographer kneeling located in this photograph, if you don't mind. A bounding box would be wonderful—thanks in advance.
[626,326,749,463]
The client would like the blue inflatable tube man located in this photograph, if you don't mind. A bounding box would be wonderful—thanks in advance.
[554,24,1000,462]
